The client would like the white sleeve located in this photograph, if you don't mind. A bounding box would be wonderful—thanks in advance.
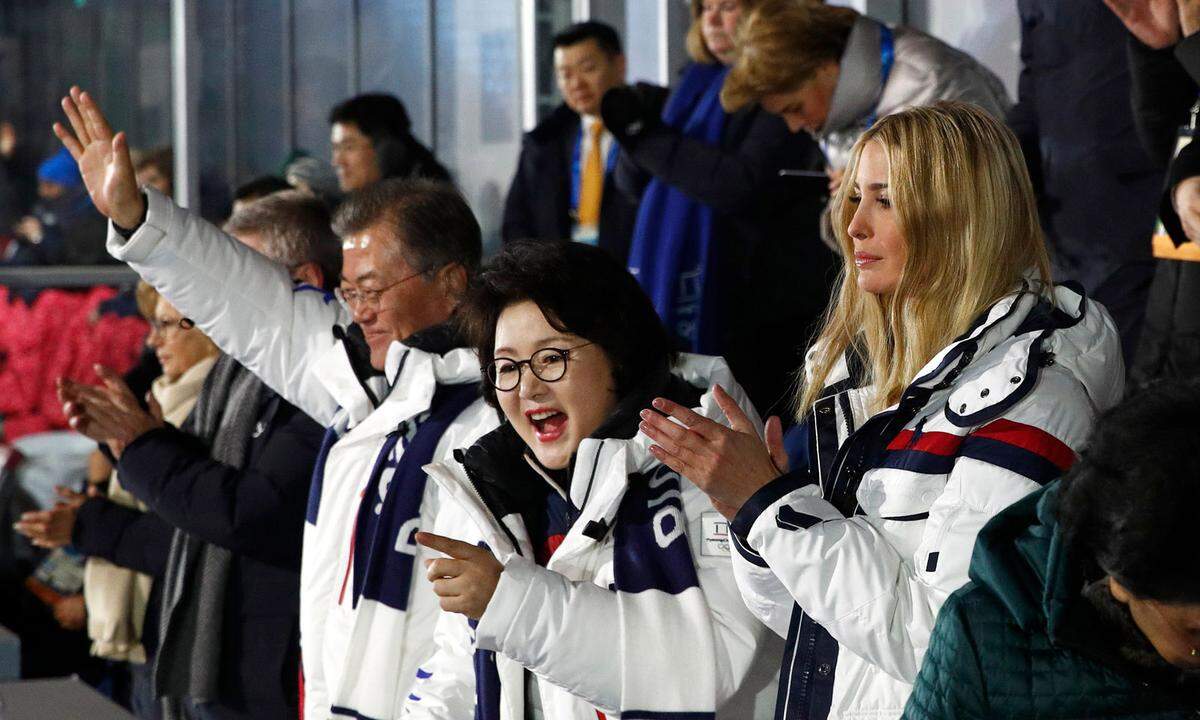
[402,609,478,719]
[732,377,1093,684]
[473,487,765,716]
[106,188,346,425]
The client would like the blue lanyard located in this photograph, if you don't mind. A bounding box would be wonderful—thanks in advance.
[570,124,619,213]
[865,24,896,127]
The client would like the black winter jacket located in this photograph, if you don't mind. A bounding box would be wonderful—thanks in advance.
[612,95,834,418]
[114,390,323,714]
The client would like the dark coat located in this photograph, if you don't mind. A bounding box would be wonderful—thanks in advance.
[1010,0,1163,363]
[613,97,834,419]
[903,483,1200,719]
[72,495,173,658]
[114,390,323,714]
[1127,32,1200,383]
[501,87,666,264]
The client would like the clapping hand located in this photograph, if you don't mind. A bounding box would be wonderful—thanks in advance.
[52,86,145,229]
[57,365,164,458]
[638,385,788,520]
[13,486,87,549]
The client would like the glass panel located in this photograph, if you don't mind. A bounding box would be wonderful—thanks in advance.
[359,0,434,147]
[434,0,522,252]
[534,0,573,122]
[234,0,287,183]
[294,0,353,164]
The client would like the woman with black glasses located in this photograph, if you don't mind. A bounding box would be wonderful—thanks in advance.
[403,240,779,719]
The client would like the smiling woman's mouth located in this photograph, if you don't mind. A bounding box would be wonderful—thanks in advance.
[527,409,568,442]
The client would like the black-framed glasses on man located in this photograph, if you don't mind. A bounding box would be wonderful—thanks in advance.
[149,317,195,334]
[334,269,426,312]
[486,343,594,391]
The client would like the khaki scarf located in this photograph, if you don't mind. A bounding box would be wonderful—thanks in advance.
[84,354,216,663]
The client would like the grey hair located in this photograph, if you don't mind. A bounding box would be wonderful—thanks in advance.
[223,190,341,289]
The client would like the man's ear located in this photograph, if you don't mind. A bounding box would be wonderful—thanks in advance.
[291,261,325,289]
[437,262,469,301]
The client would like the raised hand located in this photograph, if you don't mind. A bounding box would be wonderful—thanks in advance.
[416,532,503,621]
[638,384,785,519]
[1103,0,1181,48]
[52,86,144,228]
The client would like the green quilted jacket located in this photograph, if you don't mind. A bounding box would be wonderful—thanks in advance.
[903,483,1200,719]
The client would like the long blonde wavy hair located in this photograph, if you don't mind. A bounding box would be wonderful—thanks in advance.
[797,101,1053,418]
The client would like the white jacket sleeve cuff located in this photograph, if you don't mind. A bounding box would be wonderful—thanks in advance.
[475,554,537,653]
[730,471,826,565]
[106,186,175,263]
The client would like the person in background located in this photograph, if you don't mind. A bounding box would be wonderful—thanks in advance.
[133,148,173,198]
[1004,0,1163,366]
[230,175,291,215]
[0,119,39,233]
[329,93,450,192]
[502,21,663,263]
[405,241,778,719]
[720,0,1009,241]
[8,146,108,266]
[285,155,342,209]
[903,382,1200,718]
[53,86,498,720]
[16,281,219,719]
[600,0,834,419]
[639,102,1124,720]
[1106,0,1200,382]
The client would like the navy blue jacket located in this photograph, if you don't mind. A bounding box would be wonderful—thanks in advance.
[115,390,323,714]
[501,92,666,265]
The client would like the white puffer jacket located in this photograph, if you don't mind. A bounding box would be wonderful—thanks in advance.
[105,188,499,720]
[730,283,1124,720]
[405,355,782,720]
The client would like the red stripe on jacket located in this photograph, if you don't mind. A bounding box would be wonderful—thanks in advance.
[888,419,1073,470]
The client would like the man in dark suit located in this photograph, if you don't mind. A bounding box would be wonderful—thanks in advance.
[502,21,663,264]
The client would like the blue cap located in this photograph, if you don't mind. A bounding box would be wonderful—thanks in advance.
[37,147,82,189]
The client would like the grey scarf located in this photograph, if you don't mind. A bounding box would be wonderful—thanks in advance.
[153,354,267,715]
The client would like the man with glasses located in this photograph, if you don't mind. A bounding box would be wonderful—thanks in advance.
[52,87,499,720]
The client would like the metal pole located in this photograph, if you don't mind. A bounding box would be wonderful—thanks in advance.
[170,0,199,210]
[519,0,537,132]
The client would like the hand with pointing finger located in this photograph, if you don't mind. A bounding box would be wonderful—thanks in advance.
[638,384,787,519]
[416,531,504,621]
[52,86,145,229]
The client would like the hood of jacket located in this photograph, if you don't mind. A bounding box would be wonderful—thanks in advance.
[970,481,1200,690]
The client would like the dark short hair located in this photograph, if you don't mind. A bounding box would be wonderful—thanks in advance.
[235,175,292,203]
[223,190,341,291]
[1058,381,1200,603]
[329,93,412,142]
[553,21,622,57]
[460,240,674,409]
[332,177,481,277]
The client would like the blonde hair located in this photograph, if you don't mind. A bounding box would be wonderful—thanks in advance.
[685,0,768,64]
[134,281,159,321]
[721,0,856,112]
[798,102,1052,417]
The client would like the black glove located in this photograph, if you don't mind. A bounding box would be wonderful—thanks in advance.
[601,85,657,143]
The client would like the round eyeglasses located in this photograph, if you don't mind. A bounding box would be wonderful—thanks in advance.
[485,343,593,391]
[149,317,195,334]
